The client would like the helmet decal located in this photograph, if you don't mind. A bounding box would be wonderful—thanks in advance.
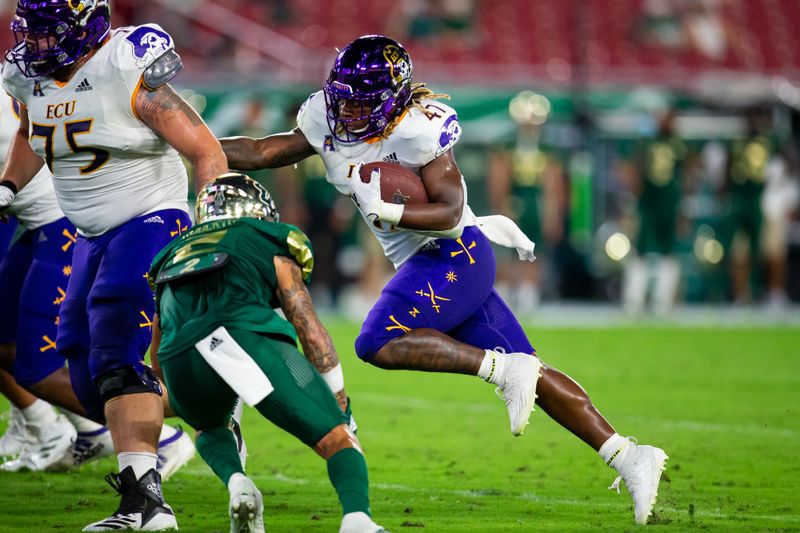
[383,44,410,86]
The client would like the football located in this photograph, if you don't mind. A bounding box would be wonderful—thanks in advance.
[359,161,429,205]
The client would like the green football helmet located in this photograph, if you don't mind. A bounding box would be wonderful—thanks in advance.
[195,173,280,223]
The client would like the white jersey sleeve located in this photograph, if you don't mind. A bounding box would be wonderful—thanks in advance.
[393,100,462,167]
[296,91,332,158]
[111,24,176,94]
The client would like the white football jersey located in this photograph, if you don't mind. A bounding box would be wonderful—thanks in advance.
[297,91,475,267]
[2,24,188,237]
[0,95,63,230]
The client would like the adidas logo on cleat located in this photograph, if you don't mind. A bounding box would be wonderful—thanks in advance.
[209,337,223,350]
[75,78,93,92]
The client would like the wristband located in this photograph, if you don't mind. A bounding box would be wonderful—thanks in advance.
[0,180,18,195]
[378,201,404,226]
[321,363,345,393]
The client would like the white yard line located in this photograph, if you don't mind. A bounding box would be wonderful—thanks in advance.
[179,466,799,523]
[356,392,800,438]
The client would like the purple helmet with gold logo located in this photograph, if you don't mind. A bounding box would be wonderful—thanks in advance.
[323,35,413,143]
[6,0,111,78]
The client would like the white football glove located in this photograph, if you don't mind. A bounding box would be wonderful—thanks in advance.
[349,163,404,225]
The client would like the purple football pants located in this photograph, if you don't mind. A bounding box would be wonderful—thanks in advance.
[0,217,75,386]
[57,209,191,421]
[355,225,535,361]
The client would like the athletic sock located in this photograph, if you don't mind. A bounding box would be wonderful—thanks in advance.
[118,452,158,480]
[20,399,58,425]
[477,349,507,385]
[61,409,105,433]
[598,433,631,468]
[327,447,371,516]
[196,426,244,486]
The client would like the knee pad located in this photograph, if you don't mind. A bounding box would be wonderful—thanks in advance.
[95,363,162,404]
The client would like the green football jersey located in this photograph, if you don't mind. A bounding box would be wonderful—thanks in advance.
[149,218,314,361]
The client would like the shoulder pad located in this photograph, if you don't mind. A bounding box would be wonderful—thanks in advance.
[142,49,182,90]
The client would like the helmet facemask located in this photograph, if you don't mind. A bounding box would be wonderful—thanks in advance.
[6,0,111,78]
[195,173,280,224]
[323,36,413,143]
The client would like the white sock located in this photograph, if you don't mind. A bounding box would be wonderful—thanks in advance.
[60,409,105,433]
[598,433,631,468]
[118,452,158,480]
[477,349,507,385]
[20,399,58,425]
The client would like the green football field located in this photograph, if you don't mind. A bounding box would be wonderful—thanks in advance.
[1,323,798,532]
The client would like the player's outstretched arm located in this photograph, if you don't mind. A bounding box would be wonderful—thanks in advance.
[220,128,316,171]
[274,255,348,411]
[135,83,228,192]
[0,103,46,205]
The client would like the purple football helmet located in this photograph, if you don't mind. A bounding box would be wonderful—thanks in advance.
[323,35,413,143]
[6,0,111,78]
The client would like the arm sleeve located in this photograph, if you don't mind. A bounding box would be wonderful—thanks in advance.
[406,103,462,167]
[295,91,327,154]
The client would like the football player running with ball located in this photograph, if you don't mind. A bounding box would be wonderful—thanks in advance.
[149,174,385,533]
[0,1,225,529]
[222,35,668,525]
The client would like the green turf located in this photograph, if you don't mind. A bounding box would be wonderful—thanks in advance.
[1,324,798,532]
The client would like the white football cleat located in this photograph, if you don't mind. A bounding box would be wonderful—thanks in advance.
[228,474,264,533]
[50,426,115,470]
[156,425,195,481]
[495,353,543,436]
[0,406,30,459]
[0,412,76,471]
[339,511,388,533]
[608,441,669,524]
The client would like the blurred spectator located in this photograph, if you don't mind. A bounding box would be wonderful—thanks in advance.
[761,149,800,308]
[385,0,481,56]
[488,91,565,315]
[724,106,775,303]
[622,109,687,315]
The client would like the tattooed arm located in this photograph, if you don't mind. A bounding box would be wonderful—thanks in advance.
[135,83,228,191]
[274,255,348,411]
[220,128,316,171]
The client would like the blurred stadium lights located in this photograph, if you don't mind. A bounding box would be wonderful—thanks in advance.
[509,91,551,125]
[605,232,632,262]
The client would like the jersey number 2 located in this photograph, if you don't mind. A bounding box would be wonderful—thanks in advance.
[31,119,110,174]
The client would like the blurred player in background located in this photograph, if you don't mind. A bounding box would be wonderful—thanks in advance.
[222,35,668,524]
[0,93,112,471]
[149,173,385,533]
[725,106,774,303]
[488,90,565,315]
[0,1,226,529]
[622,109,687,315]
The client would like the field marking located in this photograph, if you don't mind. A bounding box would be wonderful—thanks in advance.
[179,467,799,523]
[357,392,800,438]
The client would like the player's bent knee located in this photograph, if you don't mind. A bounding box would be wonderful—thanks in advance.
[314,424,361,459]
[95,363,163,404]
